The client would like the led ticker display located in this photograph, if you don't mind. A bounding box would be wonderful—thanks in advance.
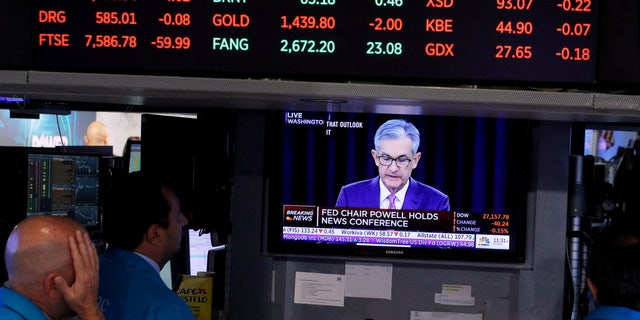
[33,0,599,84]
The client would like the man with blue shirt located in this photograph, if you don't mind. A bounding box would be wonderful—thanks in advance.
[584,222,640,320]
[335,119,449,211]
[0,216,104,320]
[98,171,194,320]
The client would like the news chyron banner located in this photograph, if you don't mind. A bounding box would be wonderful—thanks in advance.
[282,205,511,250]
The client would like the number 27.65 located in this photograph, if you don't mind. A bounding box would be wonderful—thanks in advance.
[495,45,532,59]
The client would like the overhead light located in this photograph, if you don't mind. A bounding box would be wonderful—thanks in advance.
[299,98,347,104]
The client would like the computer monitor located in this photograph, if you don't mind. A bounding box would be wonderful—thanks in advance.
[27,151,104,228]
[0,147,108,229]
[123,139,141,173]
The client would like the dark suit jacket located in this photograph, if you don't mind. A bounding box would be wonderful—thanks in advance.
[335,176,450,211]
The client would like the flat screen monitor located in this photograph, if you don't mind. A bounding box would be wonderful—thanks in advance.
[577,123,640,221]
[264,111,531,263]
[0,147,107,229]
[124,139,142,173]
[188,230,212,275]
[26,152,102,227]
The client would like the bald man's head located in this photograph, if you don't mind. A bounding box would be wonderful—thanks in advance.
[5,216,85,291]
[3,216,103,320]
[83,121,109,146]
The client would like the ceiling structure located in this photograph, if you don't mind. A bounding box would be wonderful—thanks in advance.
[1,70,640,123]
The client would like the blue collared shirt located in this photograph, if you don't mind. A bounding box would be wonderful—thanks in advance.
[585,305,640,320]
[99,247,194,320]
[0,286,50,320]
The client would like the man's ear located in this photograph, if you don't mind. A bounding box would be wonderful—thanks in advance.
[371,149,378,163]
[146,224,163,246]
[412,152,422,168]
[587,277,599,305]
[43,273,62,299]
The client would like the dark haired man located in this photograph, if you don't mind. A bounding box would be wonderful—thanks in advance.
[98,171,194,319]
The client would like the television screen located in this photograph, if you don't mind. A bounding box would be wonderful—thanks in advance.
[264,111,531,263]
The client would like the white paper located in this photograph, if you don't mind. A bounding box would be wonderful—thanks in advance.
[294,272,345,307]
[410,311,483,320]
[344,262,393,300]
[435,293,476,306]
[435,284,475,306]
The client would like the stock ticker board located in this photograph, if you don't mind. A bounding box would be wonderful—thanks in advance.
[14,0,601,85]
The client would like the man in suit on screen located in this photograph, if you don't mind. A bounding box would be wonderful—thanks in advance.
[335,119,450,211]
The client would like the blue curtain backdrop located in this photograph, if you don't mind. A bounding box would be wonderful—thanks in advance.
[279,112,529,215]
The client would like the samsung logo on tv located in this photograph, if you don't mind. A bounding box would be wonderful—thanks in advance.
[385,250,404,255]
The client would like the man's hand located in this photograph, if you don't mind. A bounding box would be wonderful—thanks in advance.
[53,230,105,320]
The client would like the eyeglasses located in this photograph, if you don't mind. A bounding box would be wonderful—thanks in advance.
[377,155,412,167]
